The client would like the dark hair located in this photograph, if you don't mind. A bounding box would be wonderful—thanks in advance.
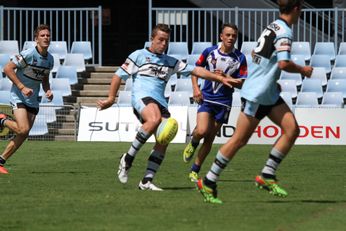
[221,23,238,33]
[277,0,304,14]
[151,24,171,38]
[34,24,51,39]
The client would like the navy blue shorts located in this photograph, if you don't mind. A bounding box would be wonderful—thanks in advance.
[197,101,231,124]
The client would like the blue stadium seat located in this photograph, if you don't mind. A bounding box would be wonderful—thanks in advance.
[337,42,346,55]
[168,91,191,106]
[29,115,48,136]
[0,40,19,58]
[321,92,344,108]
[334,54,346,68]
[55,66,78,85]
[187,54,200,65]
[309,67,327,87]
[0,78,12,91]
[48,41,68,60]
[167,42,189,60]
[326,79,346,98]
[63,53,86,72]
[144,41,151,48]
[291,54,306,66]
[280,91,293,107]
[191,42,212,54]
[301,78,323,99]
[22,41,36,51]
[291,41,311,61]
[277,79,298,98]
[0,90,11,105]
[310,54,332,74]
[296,92,319,107]
[330,67,346,80]
[50,78,72,96]
[313,42,336,62]
[0,53,11,74]
[280,71,302,87]
[71,41,92,61]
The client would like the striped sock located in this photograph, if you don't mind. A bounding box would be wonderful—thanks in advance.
[261,147,285,179]
[142,150,165,183]
[205,150,230,184]
[125,128,150,165]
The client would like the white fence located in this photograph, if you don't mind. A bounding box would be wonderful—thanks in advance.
[0,6,102,65]
[149,5,346,50]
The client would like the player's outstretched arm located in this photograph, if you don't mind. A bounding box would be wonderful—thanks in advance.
[191,66,241,88]
[97,74,122,110]
[278,60,313,78]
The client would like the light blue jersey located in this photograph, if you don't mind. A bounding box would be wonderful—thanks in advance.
[241,18,292,105]
[10,47,54,108]
[116,48,194,110]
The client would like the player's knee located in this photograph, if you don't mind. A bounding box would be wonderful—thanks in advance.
[194,127,208,137]
[17,127,30,136]
[287,124,300,141]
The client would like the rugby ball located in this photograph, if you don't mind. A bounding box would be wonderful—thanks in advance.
[155,117,178,145]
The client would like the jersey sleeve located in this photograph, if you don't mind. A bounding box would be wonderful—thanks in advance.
[172,59,194,76]
[195,48,210,67]
[236,54,248,79]
[116,50,140,80]
[274,36,292,62]
[12,50,31,69]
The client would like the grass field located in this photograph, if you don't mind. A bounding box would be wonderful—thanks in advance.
[0,141,345,231]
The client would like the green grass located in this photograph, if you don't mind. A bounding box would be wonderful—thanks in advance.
[0,141,345,231]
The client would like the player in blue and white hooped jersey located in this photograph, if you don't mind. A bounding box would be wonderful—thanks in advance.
[97,24,241,191]
[182,24,248,183]
[0,24,54,174]
[197,0,314,203]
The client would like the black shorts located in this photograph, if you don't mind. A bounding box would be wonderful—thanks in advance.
[133,97,171,123]
[11,102,39,115]
[241,97,285,120]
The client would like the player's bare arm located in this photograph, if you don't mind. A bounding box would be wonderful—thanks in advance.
[4,61,33,97]
[278,60,313,77]
[97,74,122,110]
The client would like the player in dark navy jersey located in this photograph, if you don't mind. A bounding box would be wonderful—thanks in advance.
[182,24,247,183]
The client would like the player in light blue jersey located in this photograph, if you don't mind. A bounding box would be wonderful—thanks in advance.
[197,0,313,204]
[97,24,241,191]
[0,24,54,174]
[182,24,247,183]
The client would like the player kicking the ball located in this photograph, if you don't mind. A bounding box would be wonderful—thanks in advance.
[97,23,241,191]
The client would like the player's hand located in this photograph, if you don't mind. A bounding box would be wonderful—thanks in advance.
[222,76,243,88]
[192,86,203,104]
[301,66,313,78]
[21,87,34,97]
[45,90,53,102]
[214,69,226,77]
[97,97,115,110]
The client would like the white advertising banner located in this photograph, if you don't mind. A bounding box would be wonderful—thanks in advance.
[188,107,346,145]
[78,106,188,143]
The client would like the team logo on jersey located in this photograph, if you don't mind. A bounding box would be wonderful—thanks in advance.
[225,58,240,75]
[145,57,151,63]
[211,58,217,66]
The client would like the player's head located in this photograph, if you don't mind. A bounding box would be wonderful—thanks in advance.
[150,24,171,54]
[34,24,51,49]
[277,0,303,23]
[220,23,238,50]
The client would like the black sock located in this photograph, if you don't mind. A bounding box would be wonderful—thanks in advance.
[124,153,134,168]
[141,177,152,184]
[191,138,200,148]
[0,156,6,166]
[203,177,217,189]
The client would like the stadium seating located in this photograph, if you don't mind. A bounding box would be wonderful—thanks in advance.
[240,41,257,55]
[280,91,293,107]
[300,78,323,99]
[29,115,48,136]
[291,41,311,61]
[167,42,189,61]
[337,42,346,55]
[291,54,306,66]
[70,41,92,61]
[191,42,212,54]
[63,53,86,72]
[309,67,328,87]
[280,71,302,87]
[117,90,132,106]
[310,54,332,74]
[321,92,344,108]
[55,66,78,85]
[174,78,193,96]
[295,92,319,107]
[50,78,72,96]
[168,91,191,106]
[330,67,346,80]
[313,42,336,61]
[0,53,11,74]
[167,73,178,90]
[334,54,346,68]
[22,41,36,51]
[277,79,298,98]
[245,54,253,67]
[0,90,11,105]
[187,54,200,65]
[0,40,19,57]
[326,79,346,98]
[38,104,57,123]
[40,90,64,109]
[51,53,61,73]
[48,41,68,60]
[0,78,12,91]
